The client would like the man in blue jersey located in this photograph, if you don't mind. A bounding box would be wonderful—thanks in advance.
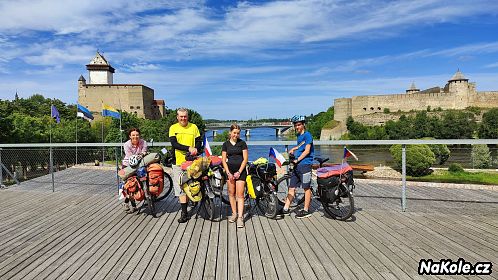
[279,115,314,218]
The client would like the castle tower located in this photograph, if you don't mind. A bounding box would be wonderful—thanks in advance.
[405,82,420,94]
[448,69,469,94]
[86,51,115,84]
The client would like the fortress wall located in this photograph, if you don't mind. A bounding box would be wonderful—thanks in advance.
[333,98,352,122]
[350,92,466,118]
[78,85,149,117]
[354,112,399,126]
[470,91,498,108]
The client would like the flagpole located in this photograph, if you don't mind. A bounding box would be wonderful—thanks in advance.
[75,114,78,165]
[49,102,54,192]
[101,100,104,166]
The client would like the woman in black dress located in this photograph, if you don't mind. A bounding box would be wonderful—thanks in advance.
[222,124,248,228]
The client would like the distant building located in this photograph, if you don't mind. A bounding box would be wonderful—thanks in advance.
[77,52,165,120]
[322,70,498,140]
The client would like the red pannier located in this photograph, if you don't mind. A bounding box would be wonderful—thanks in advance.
[124,176,145,201]
[147,163,164,196]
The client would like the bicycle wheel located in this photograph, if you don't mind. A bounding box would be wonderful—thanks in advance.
[275,175,305,207]
[147,194,157,218]
[202,196,215,221]
[156,172,173,201]
[321,184,354,221]
[256,186,278,219]
[210,166,226,197]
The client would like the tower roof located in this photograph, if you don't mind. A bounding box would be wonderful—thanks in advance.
[86,51,115,73]
[448,69,468,82]
[89,51,110,65]
[78,75,86,82]
[409,82,418,90]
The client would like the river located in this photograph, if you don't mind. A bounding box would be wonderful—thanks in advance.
[207,127,496,168]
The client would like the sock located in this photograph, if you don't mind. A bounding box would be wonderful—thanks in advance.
[283,207,289,211]
[124,197,129,203]
[181,203,188,215]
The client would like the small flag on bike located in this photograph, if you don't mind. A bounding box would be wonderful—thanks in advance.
[343,147,358,161]
[269,147,286,167]
[203,134,212,157]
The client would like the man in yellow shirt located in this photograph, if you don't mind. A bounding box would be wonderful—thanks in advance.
[169,108,202,223]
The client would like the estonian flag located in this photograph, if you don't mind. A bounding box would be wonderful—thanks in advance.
[203,135,212,157]
[102,104,121,119]
[269,147,286,167]
[77,104,94,121]
[51,105,60,124]
[343,147,358,161]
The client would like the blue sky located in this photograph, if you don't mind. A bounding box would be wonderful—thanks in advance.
[1,0,498,119]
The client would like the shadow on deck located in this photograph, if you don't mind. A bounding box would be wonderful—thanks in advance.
[0,167,497,279]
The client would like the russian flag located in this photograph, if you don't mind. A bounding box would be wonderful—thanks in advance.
[343,147,358,161]
[269,147,286,167]
[203,135,212,157]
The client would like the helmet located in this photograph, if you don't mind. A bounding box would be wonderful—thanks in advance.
[291,115,306,124]
[129,155,141,168]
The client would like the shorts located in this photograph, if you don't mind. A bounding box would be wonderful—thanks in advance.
[227,164,247,181]
[172,165,185,197]
[289,164,312,189]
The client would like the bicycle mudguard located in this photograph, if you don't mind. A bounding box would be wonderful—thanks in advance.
[316,163,353,179]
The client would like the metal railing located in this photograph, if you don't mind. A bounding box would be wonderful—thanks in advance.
[1,140,498,211]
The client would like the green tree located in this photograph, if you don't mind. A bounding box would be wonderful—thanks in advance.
[438,110,476,139]
[390,144,436,176]
[307,107,334,139]
[478,108,498,139]
[471,144,491,169]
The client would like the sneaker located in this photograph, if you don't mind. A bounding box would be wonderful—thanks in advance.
[228,214,237,223]
[237,218,244,228]
[178,212,190,223]
[122,202,130,212]
[126,206,138,214]
[295,209,311,219]
[277,208,290,216]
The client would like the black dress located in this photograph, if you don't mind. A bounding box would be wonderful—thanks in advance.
[222,139,248,181]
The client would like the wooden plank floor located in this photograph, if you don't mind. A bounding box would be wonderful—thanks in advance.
[0,167,497,279]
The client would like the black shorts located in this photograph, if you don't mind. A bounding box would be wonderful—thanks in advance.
[228,164,247,181]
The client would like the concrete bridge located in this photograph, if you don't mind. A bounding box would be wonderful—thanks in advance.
[205,122,293,137]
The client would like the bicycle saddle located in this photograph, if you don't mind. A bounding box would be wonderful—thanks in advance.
[314,157,329,165]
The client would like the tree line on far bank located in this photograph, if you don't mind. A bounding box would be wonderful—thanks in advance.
[344,108,498,140]
[0,94,206,144]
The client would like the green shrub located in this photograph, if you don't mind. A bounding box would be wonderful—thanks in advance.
[471,144,491,169]
[390,144,436,176]
[383,108,390,114]
[428,144,450,165]
[448,163,464,173]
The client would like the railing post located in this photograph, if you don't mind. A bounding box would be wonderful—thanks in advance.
[50,147,55,192]
[0,148,3,188]
[401,144,407,212]
[115,146,120,191]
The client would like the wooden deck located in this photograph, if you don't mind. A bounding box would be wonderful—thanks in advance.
[0,167,497,279]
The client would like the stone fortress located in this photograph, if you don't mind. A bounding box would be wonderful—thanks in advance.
[77,52,165,120]
[322,70,498,140]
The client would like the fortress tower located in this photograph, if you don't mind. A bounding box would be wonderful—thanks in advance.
[405,82,420,94]
[86,51,115,84]
[326,70,498,139]
[77,52,166,120]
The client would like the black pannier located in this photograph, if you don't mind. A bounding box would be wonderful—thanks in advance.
[249,163,277,181]
[250,175,265,198]
[317,170,353,200]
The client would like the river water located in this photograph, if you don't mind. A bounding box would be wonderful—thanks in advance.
[207,127,496,168]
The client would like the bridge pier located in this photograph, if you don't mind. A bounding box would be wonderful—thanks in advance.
[276,128,282,136]
[212,130,217,138]
[245,129,250,137]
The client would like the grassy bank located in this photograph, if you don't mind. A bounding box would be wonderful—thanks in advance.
[408,170,498,185]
